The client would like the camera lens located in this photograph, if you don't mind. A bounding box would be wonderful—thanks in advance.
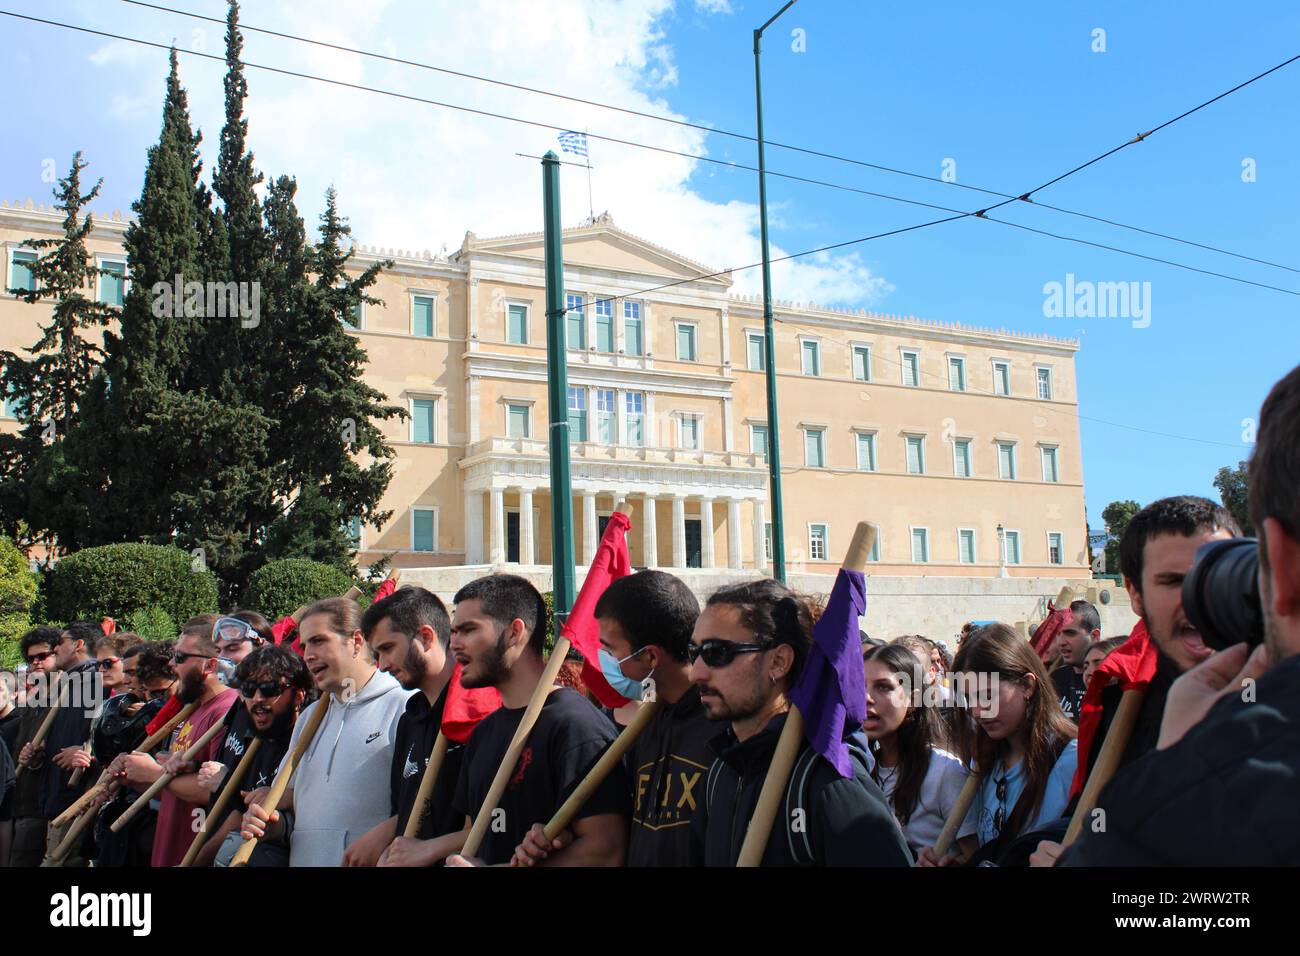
[1181,538,1264,651]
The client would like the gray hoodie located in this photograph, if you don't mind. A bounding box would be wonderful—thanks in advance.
[281,668,413,866]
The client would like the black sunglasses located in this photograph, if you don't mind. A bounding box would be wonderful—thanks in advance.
[240,680,290,700]
[173,651,216,664]
[687,639,771,668]
[993,775,1009,836]
[25,650,55,664]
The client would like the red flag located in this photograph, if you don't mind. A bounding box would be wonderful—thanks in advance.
[561,510,633,709]
[440,663,501,744]
[145,694,183,738]
[1030,602,1071,661]
[100,617,116,636]
[1069,618,1155,799]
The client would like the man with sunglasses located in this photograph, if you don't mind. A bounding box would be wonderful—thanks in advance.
[110,618,237,867]
[686,579,910,867]
[511,570,711,868]
[7,627,62,865]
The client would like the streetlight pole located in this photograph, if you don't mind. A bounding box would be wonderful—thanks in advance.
[997,523,1008,579]
[754,0,797,583]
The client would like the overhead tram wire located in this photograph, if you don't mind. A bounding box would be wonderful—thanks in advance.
[6,11,1298,301]
[121,0,1300,276]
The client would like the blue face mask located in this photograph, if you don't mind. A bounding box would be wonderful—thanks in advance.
[598,646,652,701]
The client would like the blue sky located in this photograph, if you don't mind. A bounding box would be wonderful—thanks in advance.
[1,0,1295,531]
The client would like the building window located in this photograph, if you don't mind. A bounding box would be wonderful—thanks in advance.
[346,517,363,552]
[624,301,643,355]
[801,340,820,376]
[948,356,966,391]
[506,403,530,439]
[750,423,769,462]
[911,528,930,563]
[747,331,765,371]
[7,250,37,293]
[625,391,644,445]
[341,301,362,330]
[959,529,976,565]
[567,386,587,442]
[2,379,27,421]
[596,388,616,443]
[412,508,437,553]
[804,428,825,468]
[410,398,435,444]
[856,432,877,471]
[1037,366,1054,400]
[1003,530,1022,565]
[867,535,880,562]
[809,524,829,561]
[594,297,614,353]
[1048,531,1064,565]
[1041,445,1060,482]
[507,303,528,344]
[680,414,700,450]
[998,441,1017,480]
[993,360,1011,396]
[676,323,697,362]
[98,260,126,307]
[901,350,920,387]
[411,294,435,337]
[852,345,871,382]
[565,293,585,349]
[953,439,972,477]
[906,435,925,475]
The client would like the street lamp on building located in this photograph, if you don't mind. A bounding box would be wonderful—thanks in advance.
[996,523,1008,578]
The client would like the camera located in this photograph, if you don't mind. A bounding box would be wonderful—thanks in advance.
[1182,537,1264,651]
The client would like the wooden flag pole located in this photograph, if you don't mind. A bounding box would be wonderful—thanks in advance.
[16,676,63,779]
[50,702,197,828]
[42,792,98,866]
[111,715,230,832]
[402,732,449,839]
[1062,687,1146,848]
[68,740,93,787]
[737,521,876,868]
[933,771,981,858]
[179,736,263,867]
[543,698,661,842]
[229,695,331,867]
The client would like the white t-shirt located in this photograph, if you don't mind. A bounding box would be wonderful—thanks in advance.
[875,748,977,855]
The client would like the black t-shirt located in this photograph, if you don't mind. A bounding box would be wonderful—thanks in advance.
[625,686,717,867]
[1051,666,1086,722]
[0,736,15,822]
[208,704,292,832]
[451,687,627,865]
[0,708,20,758]
[391,684,466,840]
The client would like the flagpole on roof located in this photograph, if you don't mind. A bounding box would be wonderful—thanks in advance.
[585,128,594,222]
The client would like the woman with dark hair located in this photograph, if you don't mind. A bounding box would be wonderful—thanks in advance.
[864,643,975,858]
[918,623,1077,866]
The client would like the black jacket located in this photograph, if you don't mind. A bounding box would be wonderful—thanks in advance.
[1061,652,1300,866]
[40,659,101,818]
[690,712,911,867]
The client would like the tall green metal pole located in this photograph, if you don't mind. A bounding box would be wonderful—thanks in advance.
[755,0,796,583]
[542,151,576,621]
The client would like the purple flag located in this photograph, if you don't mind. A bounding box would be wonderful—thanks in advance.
[789,568,867,778]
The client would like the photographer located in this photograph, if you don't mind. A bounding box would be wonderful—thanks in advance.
[1060,362,1300,865]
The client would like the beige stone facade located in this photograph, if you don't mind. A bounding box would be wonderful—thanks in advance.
[1,201,1087,582]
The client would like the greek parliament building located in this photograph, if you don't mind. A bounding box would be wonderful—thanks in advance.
[2,201,1126,636]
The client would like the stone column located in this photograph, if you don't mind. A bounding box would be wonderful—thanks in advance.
[753,498,767,572]
[464,490,484,564]
[727,498,743,570]
[700,497,715,569]
[489,488,505,565]
[672,495,686,569]
[583,491,598,564]
[519,487,535,565]
[642,495,658,568]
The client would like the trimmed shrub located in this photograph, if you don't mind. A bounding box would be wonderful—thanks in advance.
[124,604,178,642]
[245,559,352,620]
[44,543,218,627]
[0,538,36,669]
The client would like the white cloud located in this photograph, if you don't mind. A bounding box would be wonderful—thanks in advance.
[82,0,888,308]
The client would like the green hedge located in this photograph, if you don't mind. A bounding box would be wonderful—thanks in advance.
[44,543,218,628]
[244,559,353,620]
[0,538,36,669]
[124,604,178,642]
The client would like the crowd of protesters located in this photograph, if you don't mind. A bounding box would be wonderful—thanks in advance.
[0,361,1296,868]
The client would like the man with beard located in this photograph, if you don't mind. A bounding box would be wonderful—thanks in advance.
[412,574,626,867]
[1060,362,1300,865]
[1030,496,1239,866]
[192,645,311,867]
[8,627,63,865]
[111,618,237,867]
[687,579,911,867]
[511,570,710,867]
[352,587,461,866]
[239,598,411,866]
[1050,601,1101,721]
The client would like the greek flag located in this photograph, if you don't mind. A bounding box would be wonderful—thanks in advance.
[558,131,589,157]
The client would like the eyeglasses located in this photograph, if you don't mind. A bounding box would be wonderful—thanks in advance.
[172,651,217,664]
[240,680,290,700]
[992,774,1009,837]
[213,617,261,647]
[98,657,121,670]
[686,639,771,668]
[24,650,55,664]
